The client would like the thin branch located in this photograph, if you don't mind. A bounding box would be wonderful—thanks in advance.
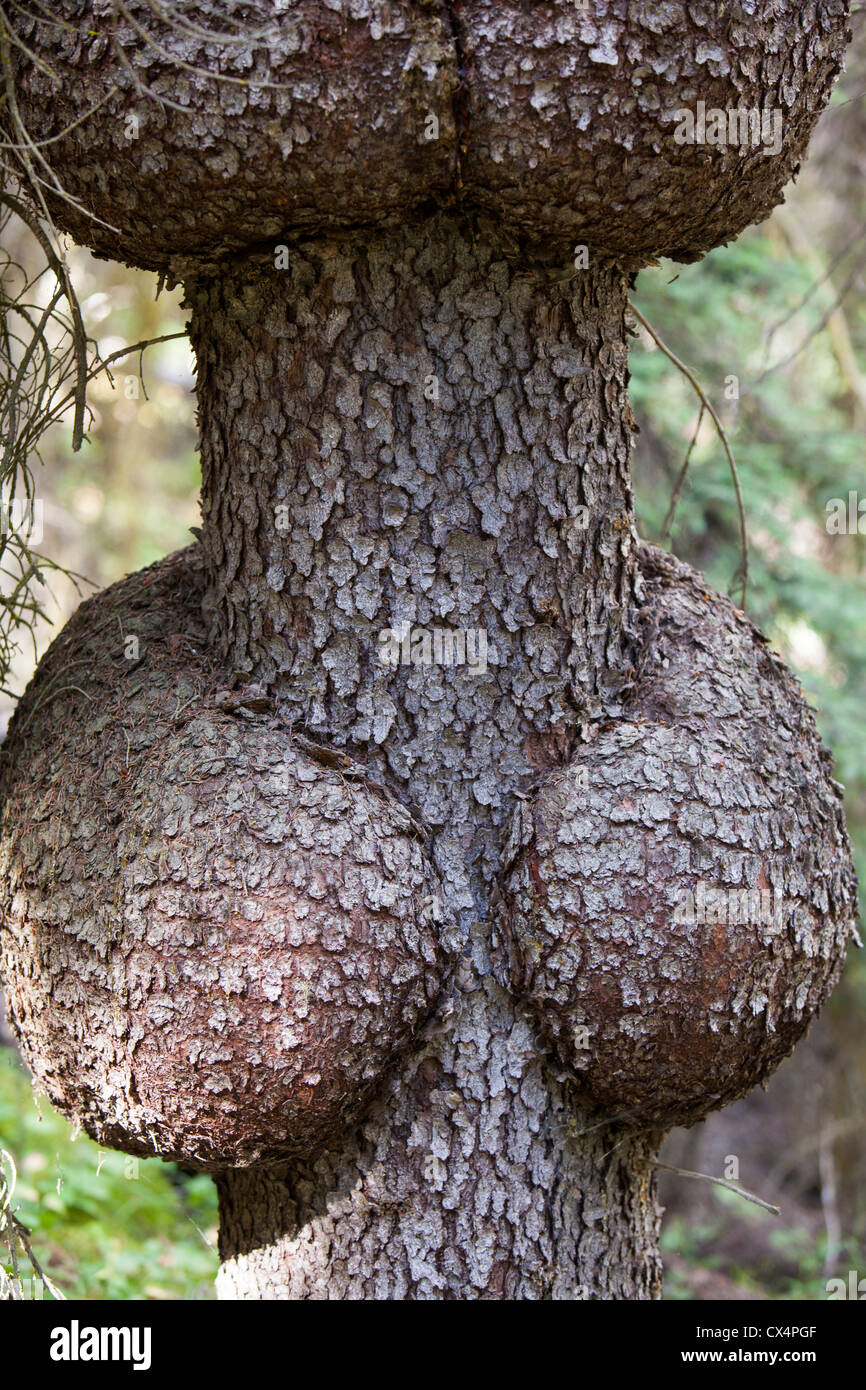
[48,330,188,423]
[0,1146,65,1300]
[763,219,866,346]
[0,9,121,238]
[629,300,749,608]
[758,208,866,412]
[1,281,63,474]
[135,0,276,48]
[661,403,705,544]
[0,189,87,449]
[112,0,297,92]
[0,83,118,151]
[653,1161,781,1217]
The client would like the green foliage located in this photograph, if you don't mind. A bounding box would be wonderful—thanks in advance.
[631,226,866,873]
[661,1195,863,1302]
[0,1049,218,1300]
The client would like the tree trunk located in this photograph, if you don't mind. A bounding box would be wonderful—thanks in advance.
[186,216,659,1298]
[1,1,856,1307]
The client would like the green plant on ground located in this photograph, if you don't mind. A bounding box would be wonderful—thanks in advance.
[0,1049,218,1300]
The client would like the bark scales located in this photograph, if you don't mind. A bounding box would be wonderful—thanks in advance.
[7,2,850,269]
[0,542,448,1171]
[0,2,857,1303]
[189,224,659,1298]
[187,219,639,862]
[501,547,857,1130]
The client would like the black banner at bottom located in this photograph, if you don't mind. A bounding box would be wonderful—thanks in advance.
[7,1295,860,1378]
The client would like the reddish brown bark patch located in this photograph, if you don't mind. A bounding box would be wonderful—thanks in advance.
[499,546,858,1128]
[0,548,447,1170]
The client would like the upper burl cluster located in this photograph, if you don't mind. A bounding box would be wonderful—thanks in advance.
[7,0,851,270]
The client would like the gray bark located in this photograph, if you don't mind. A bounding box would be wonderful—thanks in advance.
[6,2,850,270]
[191,222,660,1298]
[0,2,857,1303]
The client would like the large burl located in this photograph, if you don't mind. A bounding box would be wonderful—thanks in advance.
[0,2,859,1299]
[0,549,445,1171]
[499,547,856,1131]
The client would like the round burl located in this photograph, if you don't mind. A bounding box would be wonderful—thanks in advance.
[6,1,850,268]
[457,0,851,262]
[6,0,457,270]
[0,548,446,1170]
[499,546,858,1129]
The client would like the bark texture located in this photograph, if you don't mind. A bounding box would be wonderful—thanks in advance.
[0,547,447,1170]
[189,229,661,1297]
[214,1122,662,1299]
[7,1,850,269]
[7,0,457,270]
[1,0,858,1304]
[501,546,857,1129]
[187,218,639,763]
[455,0,850,262]
[2,233,671,1298]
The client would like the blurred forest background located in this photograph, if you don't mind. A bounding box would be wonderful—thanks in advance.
[2,18,866,1302]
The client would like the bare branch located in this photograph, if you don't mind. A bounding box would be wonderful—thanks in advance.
[629,300,749,609]
[654,1161,781,1217]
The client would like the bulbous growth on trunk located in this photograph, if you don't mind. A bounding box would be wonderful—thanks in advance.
[1,0,858,1301]
[499,546,858,1129]
[0,548,447,1171]
[455,0,850,263]
[6,0,458,270]
[6,1,850,270]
